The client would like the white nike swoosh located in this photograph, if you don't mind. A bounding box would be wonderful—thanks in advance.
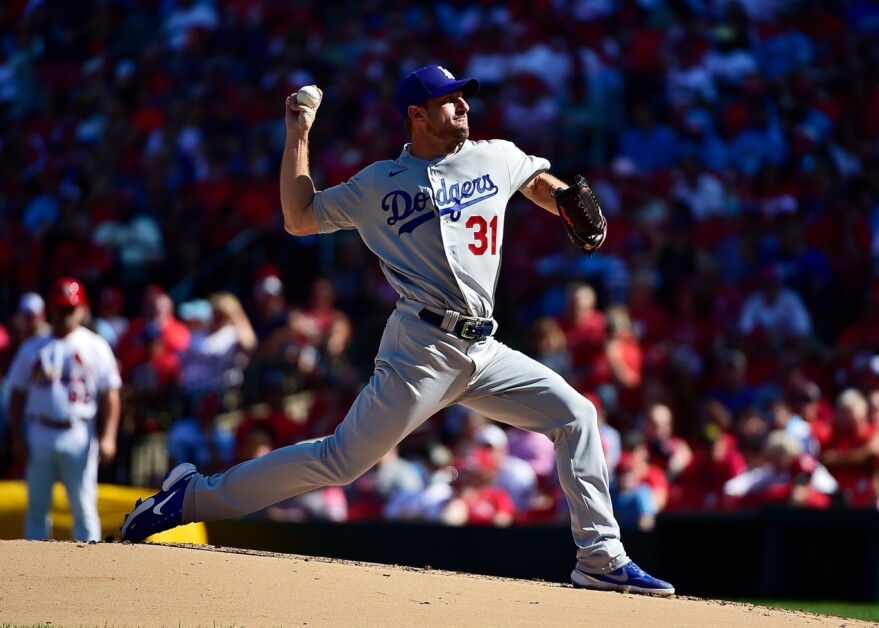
[153,490,179,516]
[602,571,630,583]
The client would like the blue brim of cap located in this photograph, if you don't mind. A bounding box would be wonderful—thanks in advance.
[430,77,480,101]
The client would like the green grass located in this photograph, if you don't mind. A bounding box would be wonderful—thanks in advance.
[735,599,879,623]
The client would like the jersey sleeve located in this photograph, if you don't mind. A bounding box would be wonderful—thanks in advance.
[499,140,551,192]
[312,171,368,234]
[95,336,123,391]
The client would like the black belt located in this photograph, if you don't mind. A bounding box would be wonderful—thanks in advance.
[32,416,83,429]
[418,309,495,340]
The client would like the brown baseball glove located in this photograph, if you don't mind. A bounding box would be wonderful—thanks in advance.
[552,175,607,255]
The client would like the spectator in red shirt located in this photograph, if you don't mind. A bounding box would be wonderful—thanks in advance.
[620,431,669,512]
[604,305,645,417]
[234,377,305,461]
[583,306,644,419]
[261,277,353,385]
[847,460,879,510]
[117,284,190,379]
[124,322,182,435]
[290,277,353,362]
[556,282,607,386]
[641,401,693,482]
[737,263,813,384]
[723,430,838,510]
[471,423,539,517]
[442,448,516,527]
[820,387,879,503]
[668,427,747,512]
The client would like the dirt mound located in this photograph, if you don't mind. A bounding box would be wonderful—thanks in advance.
[2,540,866,627]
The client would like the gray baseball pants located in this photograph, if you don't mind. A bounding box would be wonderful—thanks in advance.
[183,298,629,572]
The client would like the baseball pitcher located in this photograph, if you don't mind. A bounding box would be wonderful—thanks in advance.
[120,64,673,596]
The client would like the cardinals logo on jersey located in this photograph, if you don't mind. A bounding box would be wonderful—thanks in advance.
[68,352,91,379]
[29,358,54,386]
[28,350,91,387]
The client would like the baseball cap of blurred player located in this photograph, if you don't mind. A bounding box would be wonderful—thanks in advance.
[18,292,45,316]
[51,277,88,308]
[616,452,637,474]
[474,423,509,450]
[397,64,479,118]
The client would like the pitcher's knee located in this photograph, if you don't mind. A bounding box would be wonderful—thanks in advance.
[329,461,369,485]
[569,397,599,434]
[319,437,378,485]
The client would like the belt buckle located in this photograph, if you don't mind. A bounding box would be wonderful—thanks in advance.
[460,319,490,340]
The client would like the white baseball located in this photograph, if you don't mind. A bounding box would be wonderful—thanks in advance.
[296,85,321,109]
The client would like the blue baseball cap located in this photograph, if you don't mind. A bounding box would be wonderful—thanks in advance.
[397,64,480,118]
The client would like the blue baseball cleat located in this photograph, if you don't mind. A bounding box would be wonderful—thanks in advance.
[120,463,197,542]
[572,561,675,596]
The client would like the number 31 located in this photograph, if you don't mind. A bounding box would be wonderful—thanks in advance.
[467,215,498,256]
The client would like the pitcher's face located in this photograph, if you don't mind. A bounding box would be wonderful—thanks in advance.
[423,90,470,145]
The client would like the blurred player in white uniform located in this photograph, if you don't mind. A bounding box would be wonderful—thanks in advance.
[8,278,122,541]
[120,65,673,596]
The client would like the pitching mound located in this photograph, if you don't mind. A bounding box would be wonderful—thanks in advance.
[2,540,868,627]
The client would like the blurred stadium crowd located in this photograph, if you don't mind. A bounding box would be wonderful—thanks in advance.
[2,0,879,528]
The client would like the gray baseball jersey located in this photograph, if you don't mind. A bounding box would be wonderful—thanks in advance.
[313,139,548,318]
[183,138,628,574]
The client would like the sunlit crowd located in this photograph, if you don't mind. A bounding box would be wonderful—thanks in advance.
[2,0,879,528]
